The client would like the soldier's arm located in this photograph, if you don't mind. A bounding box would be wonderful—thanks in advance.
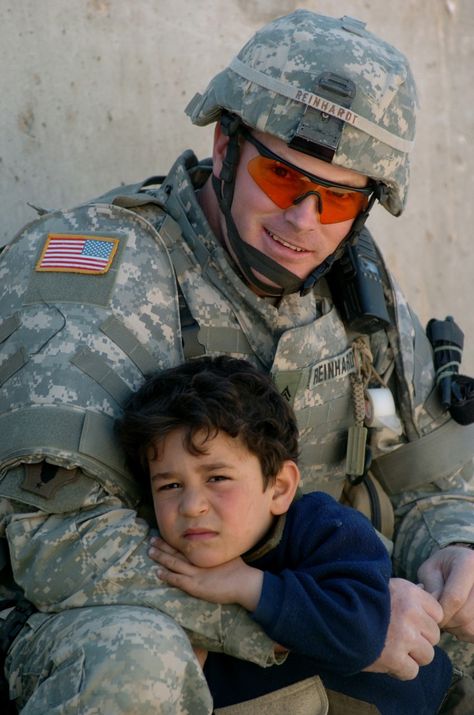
[3,492,282,667]
[369,269,474,639]
[391,465,474,583]
[365,259,474,573]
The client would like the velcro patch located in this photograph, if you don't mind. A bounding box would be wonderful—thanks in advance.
[21,463,81,499]
[36,233,119,274]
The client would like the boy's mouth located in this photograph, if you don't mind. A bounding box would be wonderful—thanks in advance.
[183,528,217,540]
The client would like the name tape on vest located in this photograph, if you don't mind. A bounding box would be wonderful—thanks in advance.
[310,347,355,388]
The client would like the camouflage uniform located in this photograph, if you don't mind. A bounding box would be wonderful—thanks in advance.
[1,9,474,714]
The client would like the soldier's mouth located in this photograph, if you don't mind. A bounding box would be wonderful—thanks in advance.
[264,228,308,253]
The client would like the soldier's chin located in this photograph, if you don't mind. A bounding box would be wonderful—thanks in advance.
[247,268,284,297]
[225,240,294,296]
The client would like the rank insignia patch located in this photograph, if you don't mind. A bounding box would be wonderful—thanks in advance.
[36,233,119,274]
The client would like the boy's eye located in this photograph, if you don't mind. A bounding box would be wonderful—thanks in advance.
[157,482,181,491]
[208,475,230,483]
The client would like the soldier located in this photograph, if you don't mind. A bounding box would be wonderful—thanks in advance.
[1,8,474,715]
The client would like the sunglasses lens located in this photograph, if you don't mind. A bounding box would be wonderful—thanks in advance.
[247,156,369,224]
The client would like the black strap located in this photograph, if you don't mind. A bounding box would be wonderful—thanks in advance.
[0,598,36,656]
[177,284,205,359]
[427,316,474,425]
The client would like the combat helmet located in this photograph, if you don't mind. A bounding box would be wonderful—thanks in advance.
[186,10,418,295]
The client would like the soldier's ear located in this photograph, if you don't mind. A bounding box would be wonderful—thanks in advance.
[270,461,300,516]
[212,122,230,178]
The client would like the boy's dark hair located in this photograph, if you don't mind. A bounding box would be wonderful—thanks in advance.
[116,356,299,488]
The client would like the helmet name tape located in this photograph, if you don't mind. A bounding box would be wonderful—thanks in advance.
[229,57,414,155]
[290,72,356,161]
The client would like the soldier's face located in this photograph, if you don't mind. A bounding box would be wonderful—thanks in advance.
[212,125,369,294]
[148,427,286,568]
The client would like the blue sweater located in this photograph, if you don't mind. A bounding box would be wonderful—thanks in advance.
[250,492,391,672]
[205,492,452,714]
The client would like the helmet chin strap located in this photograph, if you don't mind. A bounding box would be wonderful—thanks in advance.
[211,129,302,297]
[212,120,379,298]
[211,174,300,296]
[299,190,380,296]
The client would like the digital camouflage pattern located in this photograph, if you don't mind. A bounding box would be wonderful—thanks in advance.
[5,605,213,714]
[186,10,417,216]
[1,149,474,700]
[0,196,282,668]
[138,155,474,608]
[0,202,183,504]
[1,9,474,712]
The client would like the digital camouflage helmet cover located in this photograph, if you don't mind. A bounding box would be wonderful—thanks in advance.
[185,10,418,293]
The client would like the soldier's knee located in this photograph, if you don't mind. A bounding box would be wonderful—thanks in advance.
[8,606,213,714]
[80,607,211,712]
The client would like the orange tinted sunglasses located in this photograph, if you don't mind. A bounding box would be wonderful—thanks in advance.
[244,132,375,225]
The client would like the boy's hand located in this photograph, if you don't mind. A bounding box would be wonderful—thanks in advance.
[148,536,263,611]
[193,647,208,669]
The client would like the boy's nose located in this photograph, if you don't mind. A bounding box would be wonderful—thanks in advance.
[179,489,208,516]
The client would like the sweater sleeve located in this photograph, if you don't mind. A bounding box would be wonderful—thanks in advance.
[251,493,392,674]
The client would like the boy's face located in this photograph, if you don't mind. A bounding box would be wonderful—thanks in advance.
[148,427,291,568]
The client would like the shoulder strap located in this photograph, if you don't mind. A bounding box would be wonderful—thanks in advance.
[371,237,433,439]
[177,284,206,359]
[91,175,166,207]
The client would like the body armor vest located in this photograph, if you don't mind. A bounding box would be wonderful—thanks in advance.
[0,158,464,515]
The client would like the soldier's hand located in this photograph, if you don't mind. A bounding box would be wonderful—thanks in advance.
[363,577,443,680]
[418,544,474,642]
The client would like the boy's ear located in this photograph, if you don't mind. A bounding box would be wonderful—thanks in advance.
[212,122,230,179]
[270,461,300,516]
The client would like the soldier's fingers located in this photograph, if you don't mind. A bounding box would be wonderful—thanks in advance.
[444,621,474,643]
[417,569,444,602]
[363,651,420,681]
[440,582,474,635]
[418,610,441,646]
[439,579,474,628]
[375,637,435,680]
[390,656,421,681]
[407,636,436,668]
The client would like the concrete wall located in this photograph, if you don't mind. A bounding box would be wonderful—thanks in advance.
[2,0,473,371]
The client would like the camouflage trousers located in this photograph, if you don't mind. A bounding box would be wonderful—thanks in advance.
[5,605,213,714]
[4,609,474,715]
[441,633,474,677]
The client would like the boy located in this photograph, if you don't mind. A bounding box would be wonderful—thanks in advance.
[117,355,452,714]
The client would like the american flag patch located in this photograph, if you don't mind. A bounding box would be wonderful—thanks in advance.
[36,233,119,274]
